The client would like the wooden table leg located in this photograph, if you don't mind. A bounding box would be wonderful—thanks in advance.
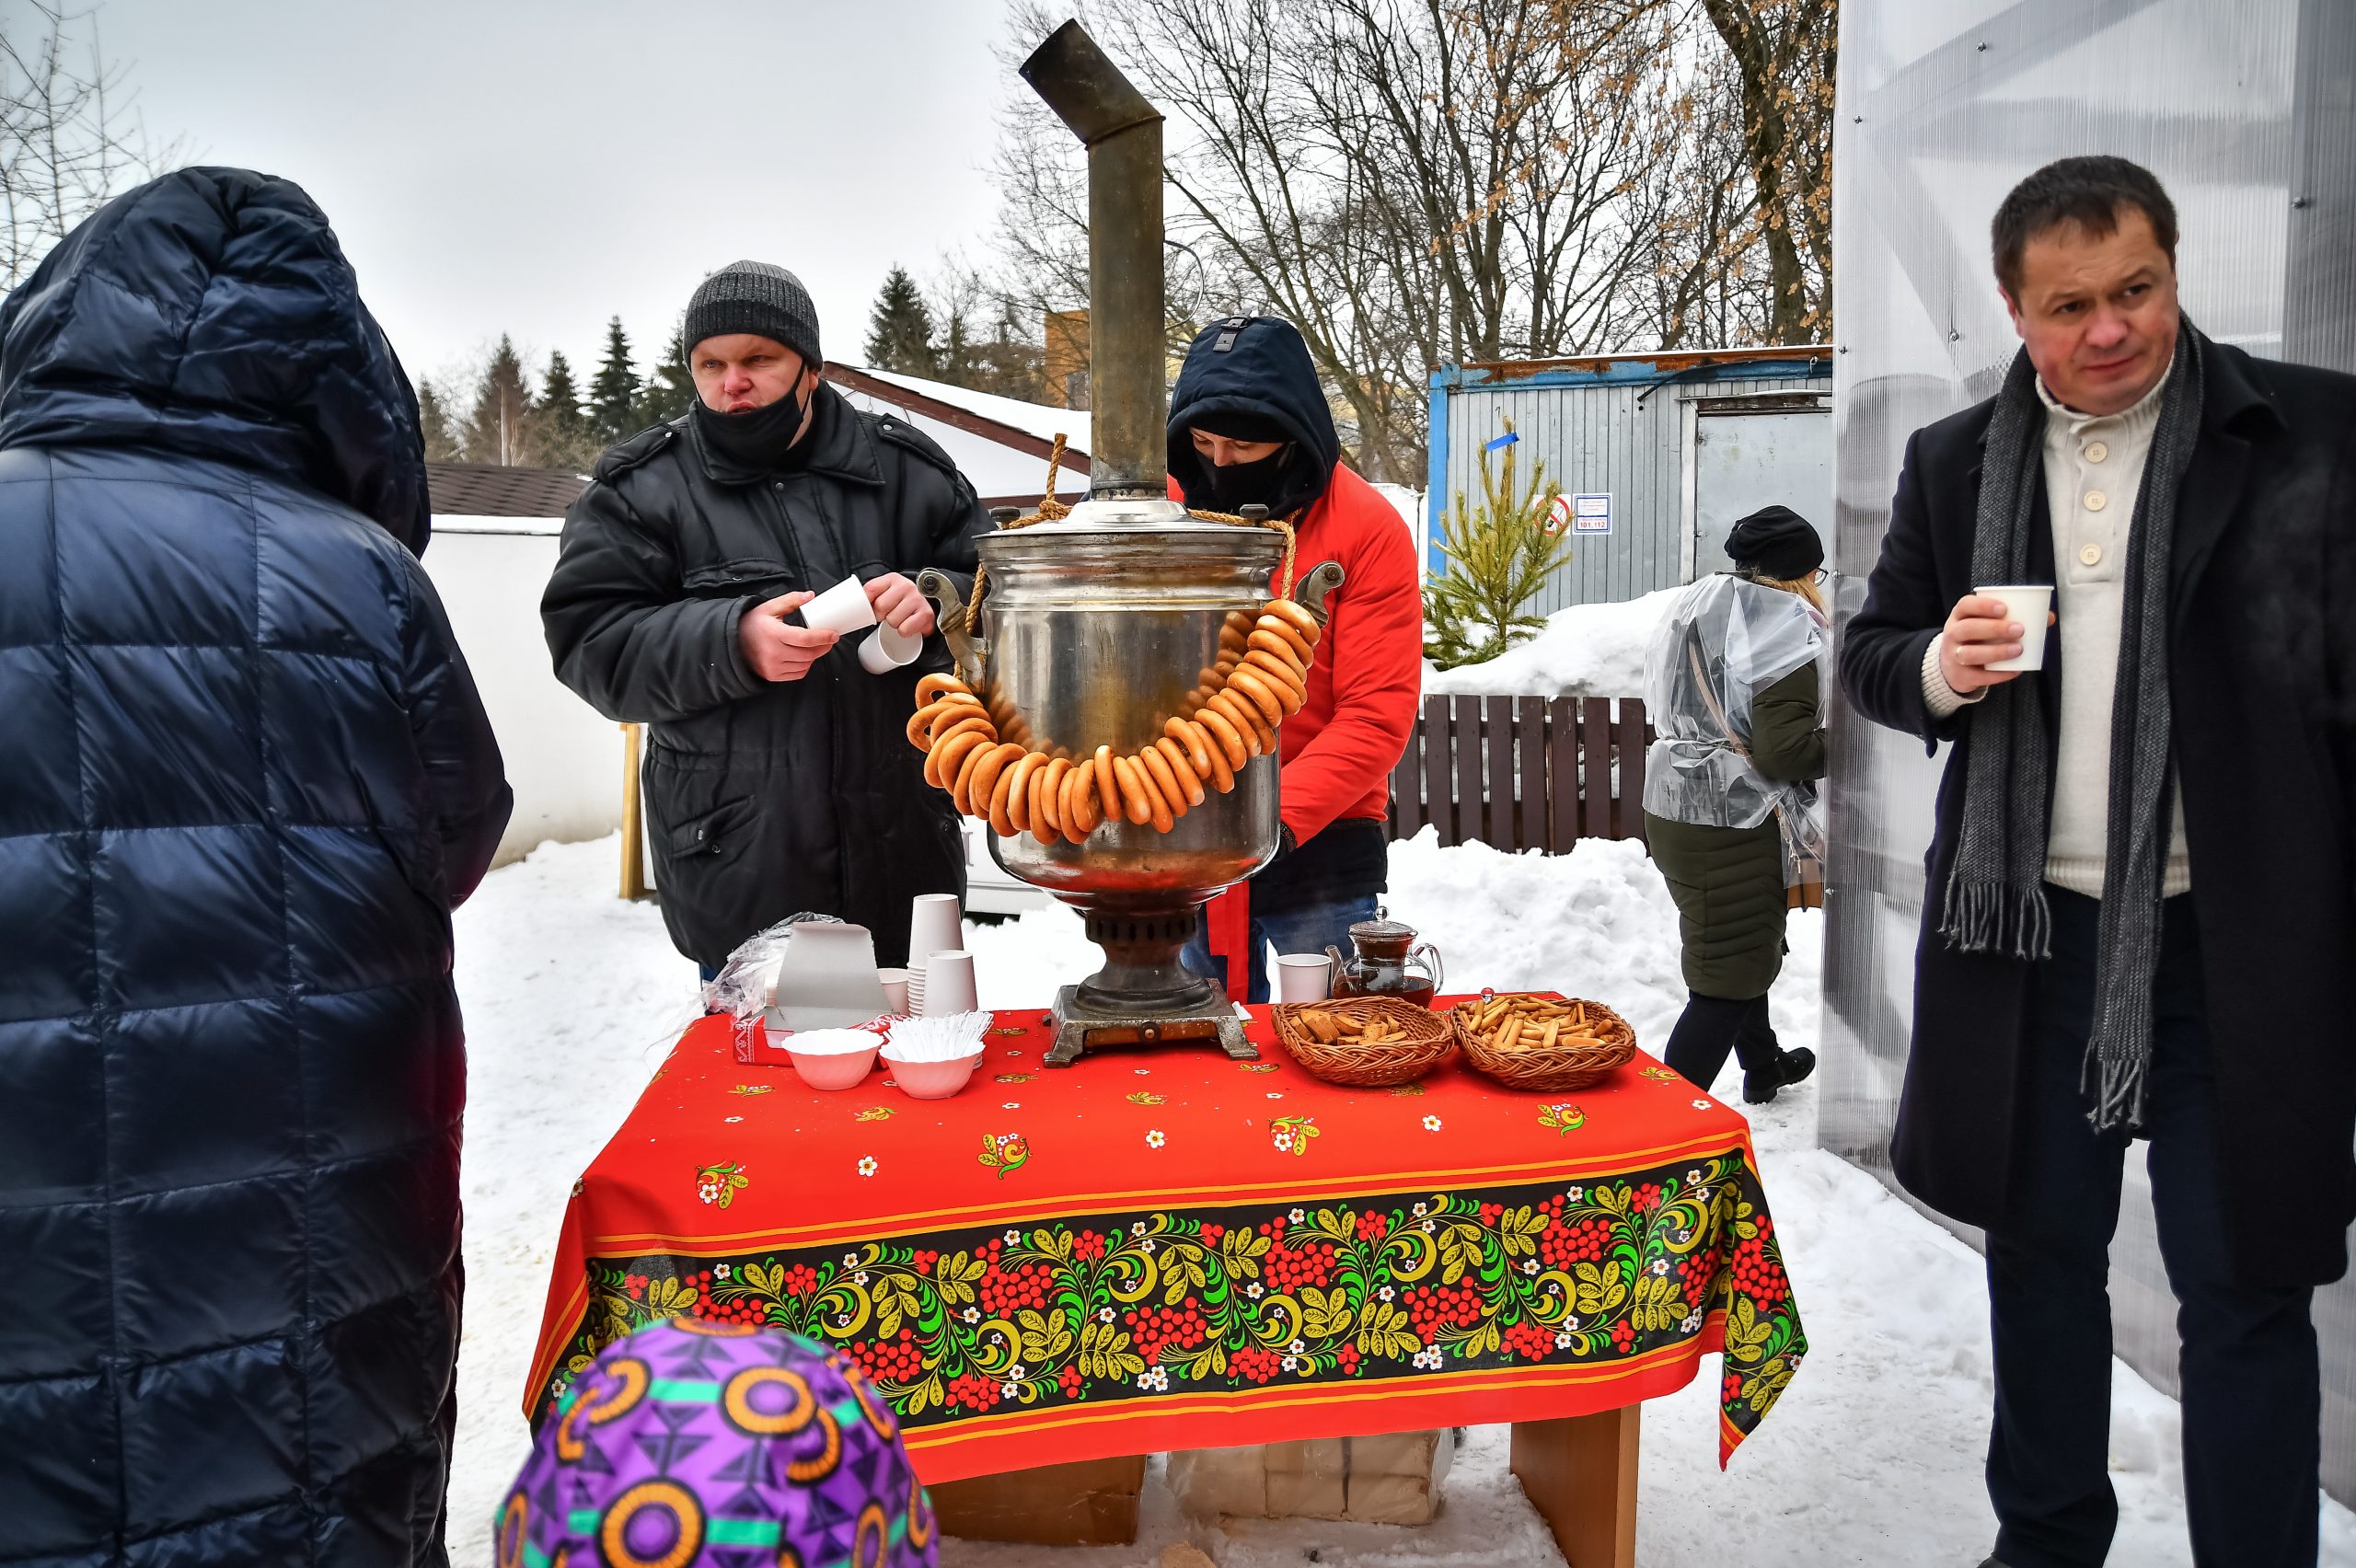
[1510,1404,1639,1568]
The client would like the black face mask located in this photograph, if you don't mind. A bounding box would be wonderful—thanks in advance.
[693,384,808,475]
[1205,444,1292,513]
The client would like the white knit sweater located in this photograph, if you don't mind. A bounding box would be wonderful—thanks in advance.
[1920,367,2191,897]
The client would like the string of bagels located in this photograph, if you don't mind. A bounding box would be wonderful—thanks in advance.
[906,433,1321,842]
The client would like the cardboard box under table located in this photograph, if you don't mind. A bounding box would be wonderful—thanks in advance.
[525,1001,1807,1563]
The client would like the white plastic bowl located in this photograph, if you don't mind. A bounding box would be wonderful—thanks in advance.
[780,1027,881,1091]
[882,1049,982,1100]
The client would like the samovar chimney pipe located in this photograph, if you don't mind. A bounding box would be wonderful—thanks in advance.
[1020,19,1166,501]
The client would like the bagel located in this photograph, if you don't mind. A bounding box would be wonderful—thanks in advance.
[1197,724,1237,792]
[930,727,991,794]
[1137,744,1191,819]
[907,693,982,748]
[914,673,971,704]
[1242,648,1304,696]
[1032,757,1071,844]
[1153,738,1207,806]
[1163,716,1213,777]
[1111,755,1155,825]
[1264,597,1322,640]
[1227,666,1286,726]
[1092,744,1123,825]
[1249,627,1311,670]
[987,751,1028,837]
[1215,687,1276,753]
[1058,762,1097,845]
[1204,692,1265,756]
[951,736,1004,814]
[1194,707,1251,772]
[928,700,991,745]
[1129,754,1178,833]
[1003,752,1045,836]
[964,743,1022,818]
[923,717,995,784]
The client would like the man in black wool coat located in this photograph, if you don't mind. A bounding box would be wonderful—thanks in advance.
[1842,155,2356,1568]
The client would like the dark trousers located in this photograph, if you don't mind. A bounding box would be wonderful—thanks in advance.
[1663,992,1781,1090]
[1986,886,2318,1568]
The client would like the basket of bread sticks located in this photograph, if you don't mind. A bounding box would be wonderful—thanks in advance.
[1271,996,1456,1088]
[1450,991,1635,1092]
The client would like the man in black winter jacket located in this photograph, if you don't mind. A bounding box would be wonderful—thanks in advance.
[543,261,990,971]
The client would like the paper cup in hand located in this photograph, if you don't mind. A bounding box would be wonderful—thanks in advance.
[799,574,878,635]
[858,621,922,674]
[1976,583,2054,672]
[1274,953,1332,1003]
[921,950,978,1016]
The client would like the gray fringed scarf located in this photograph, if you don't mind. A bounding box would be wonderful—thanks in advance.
[1940,321,2204,1133]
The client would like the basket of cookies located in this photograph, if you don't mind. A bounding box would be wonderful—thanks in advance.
[1271,997,1456,1088]
[1451,992,1635,1092]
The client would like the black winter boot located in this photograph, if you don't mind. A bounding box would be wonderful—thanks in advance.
[1742,1046,1816,1104]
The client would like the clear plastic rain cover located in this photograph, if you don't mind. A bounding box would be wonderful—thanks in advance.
[1642,574,1826,849]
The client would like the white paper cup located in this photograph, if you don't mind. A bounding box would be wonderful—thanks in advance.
[1975,583,2054,672]
[1274,953,1332,1003]
[908,894,964,973]
[858,621,922,674]
[922,950,978,1016]
[800,574,877,635]
[877,967,911,1016]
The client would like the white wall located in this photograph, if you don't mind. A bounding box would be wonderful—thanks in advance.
[422,519,623,868]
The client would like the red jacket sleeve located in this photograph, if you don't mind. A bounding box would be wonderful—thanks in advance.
[1279,483,1423,844]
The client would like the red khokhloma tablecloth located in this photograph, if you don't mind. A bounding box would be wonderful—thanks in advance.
[525,1001,1806,1482]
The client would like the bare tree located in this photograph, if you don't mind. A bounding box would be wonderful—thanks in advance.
[0,2,179,290]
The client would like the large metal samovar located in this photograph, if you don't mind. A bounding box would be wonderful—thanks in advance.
[915,19,1341,1066]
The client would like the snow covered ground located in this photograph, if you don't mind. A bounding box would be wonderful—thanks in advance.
[445,833,2356,1566]
[1422,586,1686,700]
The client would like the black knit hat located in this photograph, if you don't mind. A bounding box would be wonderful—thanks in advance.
[1725,504,1824,579]
[684,260,822,371]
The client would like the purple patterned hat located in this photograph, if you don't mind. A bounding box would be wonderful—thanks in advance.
[497,1318,938,1567]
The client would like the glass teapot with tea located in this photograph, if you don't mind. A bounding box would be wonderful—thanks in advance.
[1325,915,1445,1007]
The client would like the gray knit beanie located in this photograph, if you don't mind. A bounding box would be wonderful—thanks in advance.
[684,259,822,370]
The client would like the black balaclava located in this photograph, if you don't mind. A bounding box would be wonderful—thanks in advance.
[1190,409,1303,514]
[692,376,810,475]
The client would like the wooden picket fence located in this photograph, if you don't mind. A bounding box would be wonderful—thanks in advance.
[1388,695,1652,852]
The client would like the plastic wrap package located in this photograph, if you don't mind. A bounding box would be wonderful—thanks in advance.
[700,912,842,1020]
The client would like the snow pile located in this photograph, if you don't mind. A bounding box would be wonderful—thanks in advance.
[1423,584,1687,698]
[447,835,2356,1568]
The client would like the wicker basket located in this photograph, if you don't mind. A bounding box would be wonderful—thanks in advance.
[1451,994,1636,1092]
[1271,996,1456,1087]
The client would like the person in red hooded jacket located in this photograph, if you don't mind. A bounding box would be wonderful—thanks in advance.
[1171,316,1423,1001]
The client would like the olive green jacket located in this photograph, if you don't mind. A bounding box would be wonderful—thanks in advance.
[1646,662,1826,998]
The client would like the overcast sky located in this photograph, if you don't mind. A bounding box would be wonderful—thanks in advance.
[87,0,1021,388]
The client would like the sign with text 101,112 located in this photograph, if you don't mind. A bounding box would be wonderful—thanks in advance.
[1553,492,1611,535]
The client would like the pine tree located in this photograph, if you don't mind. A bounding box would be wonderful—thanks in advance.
[633,324,695,427]
[587,316,642,444]
[863,266,938,376]
[417,380,463,462]
[461,335,536,466]
[532,349,599,469]
[1421,421,1577,669]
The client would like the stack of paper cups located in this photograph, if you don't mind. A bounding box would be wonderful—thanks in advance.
[922,950,979,1016]
[907,894,963,1016]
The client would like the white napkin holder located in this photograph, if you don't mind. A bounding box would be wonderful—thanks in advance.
[765,921,889,1033]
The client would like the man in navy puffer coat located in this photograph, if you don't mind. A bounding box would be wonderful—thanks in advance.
[0,168,510,1564]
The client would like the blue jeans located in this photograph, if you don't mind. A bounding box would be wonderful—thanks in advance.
[1180,894,1379,1004]
[1985,886,2317,1568]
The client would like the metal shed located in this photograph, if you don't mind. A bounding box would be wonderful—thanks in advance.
[1426,347,1832,614]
